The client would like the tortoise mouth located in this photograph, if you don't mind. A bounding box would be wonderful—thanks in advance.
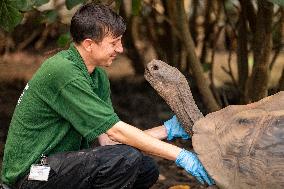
[144,67,151,83]
[144,62,157,83]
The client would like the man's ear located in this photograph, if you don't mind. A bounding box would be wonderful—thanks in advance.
[81,39,93,52]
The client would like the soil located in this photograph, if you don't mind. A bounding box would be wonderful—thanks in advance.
[0,50,283,188]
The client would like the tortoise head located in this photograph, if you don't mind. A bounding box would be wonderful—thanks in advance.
[144,59,188,96]
[145,60,203,135]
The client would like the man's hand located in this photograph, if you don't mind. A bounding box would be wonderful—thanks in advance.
[98,133,120,146]
[164,115,189,140]
[175,149,214,185]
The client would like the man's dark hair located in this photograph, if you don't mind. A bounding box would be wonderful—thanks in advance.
[70,3,126,43]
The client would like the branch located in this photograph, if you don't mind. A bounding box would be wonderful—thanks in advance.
[269,7,284,70]
[209,25,225,106]
[176,0,220,112]
[222,0,238,37]
[18,30,41,50]
[142,0,182,41]
[245,0,257,33]
[221,49,238,90]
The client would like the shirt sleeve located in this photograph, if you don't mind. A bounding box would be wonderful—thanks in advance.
[51,78,120,142]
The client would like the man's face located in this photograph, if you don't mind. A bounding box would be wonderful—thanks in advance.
[90,35,123,67]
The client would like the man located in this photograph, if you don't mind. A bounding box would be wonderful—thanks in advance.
[1,3,214,189]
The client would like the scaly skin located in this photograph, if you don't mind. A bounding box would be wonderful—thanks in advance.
[145,59,203,136]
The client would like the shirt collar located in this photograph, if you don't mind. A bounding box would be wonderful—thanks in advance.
[68,43,98,89]
[68,43,88,72]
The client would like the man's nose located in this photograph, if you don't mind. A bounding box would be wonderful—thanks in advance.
[115,41,123,53]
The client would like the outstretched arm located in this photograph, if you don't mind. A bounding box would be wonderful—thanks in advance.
[98,115,189,146]
[106,121,214,185]
[106,121,180,160]
[98,126,167,146]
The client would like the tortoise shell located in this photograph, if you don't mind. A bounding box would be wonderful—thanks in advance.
[193,92,284,189]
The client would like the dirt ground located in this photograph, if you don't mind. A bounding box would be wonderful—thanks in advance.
[0,50,283,188]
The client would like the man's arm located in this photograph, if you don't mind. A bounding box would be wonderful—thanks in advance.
[144,125,168,140]
[105,121,214,185]
[98,125,167,146]
[98,133,120,146]
[99,115,189,146]
[106,121,181,160]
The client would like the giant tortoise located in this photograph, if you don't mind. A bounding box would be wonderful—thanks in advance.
[144,60,284,189]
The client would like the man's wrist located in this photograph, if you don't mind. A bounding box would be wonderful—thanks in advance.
[98,133,120,146]
[144,125,168,140]
[163,124,173,140]
[175,148,187,167]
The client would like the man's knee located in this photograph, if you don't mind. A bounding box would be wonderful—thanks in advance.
[87,144,143,172]
[85,145,144,188]
[141,156,159,175]
[46,145,158,189]
[117,145,143,164]
[131,156,159,188]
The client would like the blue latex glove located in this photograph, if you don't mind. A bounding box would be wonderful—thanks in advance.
[175,149,215,185]
[164,115,190,140]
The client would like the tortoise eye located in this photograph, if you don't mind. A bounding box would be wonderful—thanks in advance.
[152,65,159,70]
[237,118,254,125]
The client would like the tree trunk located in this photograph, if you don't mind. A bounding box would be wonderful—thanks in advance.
[189,0,199,46]
[270,7,284,70]
[279,68,284,91]
[200,0,214,65]
[165,0,182,68]
[237,0,249,103]
[278,67,284,91]
[120,5,145,75]
[175,0,220,112]
[246,0,273,102]
[145,13,168,62]
[245,0,257,33]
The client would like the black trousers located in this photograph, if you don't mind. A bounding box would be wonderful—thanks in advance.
[17,145,159,189]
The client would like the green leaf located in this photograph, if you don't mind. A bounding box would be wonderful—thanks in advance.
[66,0,85,10]
[132,0,141,16]
[12,0,49,11]
[34,0,49,6]
[42,10,58,23]
[0,0,23,31]
[12,0,32,11]
[57,33,71,47]
[268,0,284,6]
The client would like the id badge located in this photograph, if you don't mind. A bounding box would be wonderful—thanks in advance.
[28,164,50,181]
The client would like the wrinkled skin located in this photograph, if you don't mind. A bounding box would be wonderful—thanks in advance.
[145,60,284,189]
[145,59,203,136]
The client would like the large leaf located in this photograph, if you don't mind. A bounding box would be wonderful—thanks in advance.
[66,0,85,10]
[34,0,50,7]
[132,0,141,16]
[12,0,32,10]
[268,0,284,6]
[41,10,58,23]
[13,0,50,11]
[0,0,23,31]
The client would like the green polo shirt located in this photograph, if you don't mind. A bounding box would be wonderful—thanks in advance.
[1,44,120,185]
